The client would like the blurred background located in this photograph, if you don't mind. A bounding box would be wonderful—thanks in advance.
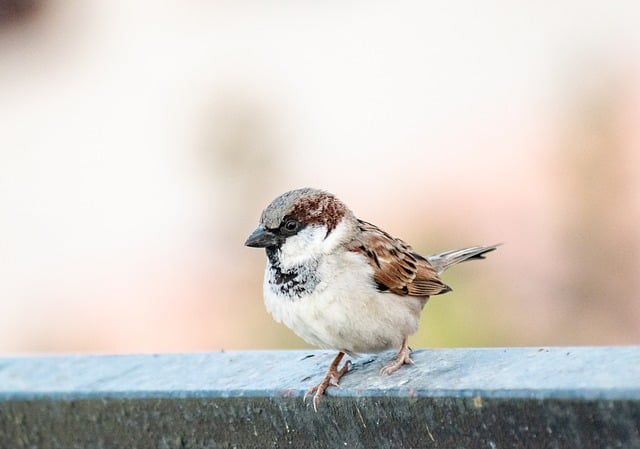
[1,1,639,354]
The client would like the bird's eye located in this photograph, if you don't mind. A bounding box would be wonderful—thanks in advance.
[282,219,300,234]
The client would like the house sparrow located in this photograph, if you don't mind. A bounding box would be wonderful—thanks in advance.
[245,188,496,410]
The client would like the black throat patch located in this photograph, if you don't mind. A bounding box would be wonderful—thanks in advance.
[265,247,319,299]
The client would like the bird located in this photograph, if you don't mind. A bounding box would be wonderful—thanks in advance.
[244,187,497,410]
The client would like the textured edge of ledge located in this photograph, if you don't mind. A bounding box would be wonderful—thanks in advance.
[1,347,639,449]
[1,346,639,399]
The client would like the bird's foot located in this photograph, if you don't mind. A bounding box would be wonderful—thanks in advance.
[380,339,413,376]
[304,352,351,411]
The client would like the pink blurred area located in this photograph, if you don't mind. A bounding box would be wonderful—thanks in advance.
[1,1,639,354]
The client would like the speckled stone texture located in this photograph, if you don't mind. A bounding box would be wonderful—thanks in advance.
[1,347,639,448]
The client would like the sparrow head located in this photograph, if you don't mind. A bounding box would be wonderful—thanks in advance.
[245,188,355,267]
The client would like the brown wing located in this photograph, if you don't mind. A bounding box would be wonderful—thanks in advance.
[349,220,451,297]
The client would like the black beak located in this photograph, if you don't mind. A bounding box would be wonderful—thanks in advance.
[244,225,280,248]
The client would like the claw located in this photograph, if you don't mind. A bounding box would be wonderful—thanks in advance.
[380,338,413,376]
[304,352,351,411]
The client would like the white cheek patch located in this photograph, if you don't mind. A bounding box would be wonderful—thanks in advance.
[279,225,328,269]
[321,219,351,254]
[277,220,354,270]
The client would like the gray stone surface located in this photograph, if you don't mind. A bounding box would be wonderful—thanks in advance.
[1,347,639,448]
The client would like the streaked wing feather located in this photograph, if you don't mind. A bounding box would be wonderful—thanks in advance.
[349,220,450,297]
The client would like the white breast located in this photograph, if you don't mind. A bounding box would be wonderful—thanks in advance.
[263,249,426,354]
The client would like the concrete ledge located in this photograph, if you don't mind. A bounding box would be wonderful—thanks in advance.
[1,347,639,448]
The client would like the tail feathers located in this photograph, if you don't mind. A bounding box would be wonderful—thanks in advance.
[427,244,499,274]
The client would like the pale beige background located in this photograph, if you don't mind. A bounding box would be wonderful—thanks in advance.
[1,1,639,353]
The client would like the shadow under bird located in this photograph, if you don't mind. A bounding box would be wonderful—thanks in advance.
[245,187,497,410]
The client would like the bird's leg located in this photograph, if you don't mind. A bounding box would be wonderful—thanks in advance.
[380,337,413,376]
[304,351,351,411]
